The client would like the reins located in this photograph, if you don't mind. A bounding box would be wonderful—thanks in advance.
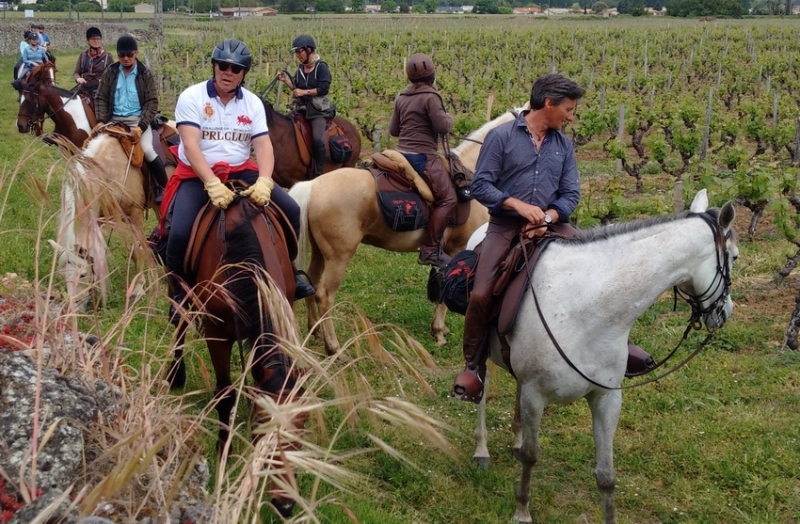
[522,212,731,391]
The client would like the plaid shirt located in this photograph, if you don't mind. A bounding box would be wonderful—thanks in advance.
[95,60,159,131]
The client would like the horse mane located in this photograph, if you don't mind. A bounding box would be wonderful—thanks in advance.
[221,202,272,336]
[47,84,78,98]
[562,210,715,245]
[452,105,527,158]
[262,101,293,125]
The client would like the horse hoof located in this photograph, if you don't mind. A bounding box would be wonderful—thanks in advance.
[511,447,522,461]
[166,360,186,389]
[473,456,490,470]
[271,498,295,518]
[433,334,447,347]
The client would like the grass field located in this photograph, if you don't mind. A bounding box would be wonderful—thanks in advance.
[2,16,800,523]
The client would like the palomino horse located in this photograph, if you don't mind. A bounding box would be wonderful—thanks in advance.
[468,190,737,523]
[16,83,95,147]
[288,111,520,355]
[48,134,154,311]
[14,61,56,102]
[167,194,307,517]
[262,100,362,188]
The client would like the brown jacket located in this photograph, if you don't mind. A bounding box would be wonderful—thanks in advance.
[95,60,159,131]
[389,84,452,155]
[73,49,112,92]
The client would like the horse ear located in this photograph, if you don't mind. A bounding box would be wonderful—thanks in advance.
[47,239,63,254]
[719,201,736,229]
[689,189,709,213]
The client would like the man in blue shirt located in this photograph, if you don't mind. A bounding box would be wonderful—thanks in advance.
[452,74,584,403]
[95,35,167,203]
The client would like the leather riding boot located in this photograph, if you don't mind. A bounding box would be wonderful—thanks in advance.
[418,204,453,268]
[311,143,326,179]
[146,157,168,204]
[167,273,188,327]
[293,266,315,301]
[625,341,656,378]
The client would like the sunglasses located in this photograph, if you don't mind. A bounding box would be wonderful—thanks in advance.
[118,52,135,59]
[216,62,245,74]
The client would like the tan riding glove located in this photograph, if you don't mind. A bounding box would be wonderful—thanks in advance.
[242,177,275,206]
[204,178,234,209]
[91,122,105,135]
[130,126,142,143]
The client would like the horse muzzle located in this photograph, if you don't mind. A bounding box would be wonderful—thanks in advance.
[703,296,733,330]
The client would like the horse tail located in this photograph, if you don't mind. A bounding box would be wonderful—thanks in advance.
[288,181,313,268]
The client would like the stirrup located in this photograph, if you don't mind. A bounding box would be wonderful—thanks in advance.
[451,366,484,403]
[625,342,656,378]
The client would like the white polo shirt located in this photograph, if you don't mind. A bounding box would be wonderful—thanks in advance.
[175,79,269,167]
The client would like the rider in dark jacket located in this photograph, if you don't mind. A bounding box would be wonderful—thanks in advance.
[277,35,333,178]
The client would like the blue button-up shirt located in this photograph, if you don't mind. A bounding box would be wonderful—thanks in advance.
[470,111,580,222]
[113,63,142,117]
[22,46,47,68]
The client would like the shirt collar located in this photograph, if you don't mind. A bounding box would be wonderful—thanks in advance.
[515,110,552,138]
[206,79,244,100]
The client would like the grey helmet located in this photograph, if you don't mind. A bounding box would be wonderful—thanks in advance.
[211,39,252,72]
[291,35,316,52]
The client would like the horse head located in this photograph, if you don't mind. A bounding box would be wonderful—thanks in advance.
[680,189,739,330]
[16,83,46,135]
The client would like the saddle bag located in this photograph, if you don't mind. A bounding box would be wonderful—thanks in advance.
[447,154,475,203]
[329,134,353,164]
[377,191,428,232]
[439,249,479,315]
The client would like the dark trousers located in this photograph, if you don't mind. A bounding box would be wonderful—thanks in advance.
[462,217,524,363]
[421,154,457,253]
[309,116,326,149]
[165,171,300,277]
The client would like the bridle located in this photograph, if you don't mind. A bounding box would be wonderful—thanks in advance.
[527,210,735,390]
[19,84,84,135]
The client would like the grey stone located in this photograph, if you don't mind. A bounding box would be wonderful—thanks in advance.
[7,489,78,524]
[0,351,98,492]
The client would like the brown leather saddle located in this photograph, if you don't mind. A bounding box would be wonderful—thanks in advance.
[488,224,578,372]
[292,112,346,167]
[184,195,298,284]
[370,151,471,229]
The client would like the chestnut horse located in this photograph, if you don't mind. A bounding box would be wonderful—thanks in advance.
[16,83,95,147]
[288,110,522,355]
[167,194,308,518]
[14,61,56,102]
[262,101,362,188]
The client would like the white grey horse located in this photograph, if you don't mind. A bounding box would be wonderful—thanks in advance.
[467,190,738,523]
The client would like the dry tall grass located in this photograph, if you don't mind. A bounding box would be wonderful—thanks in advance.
[0,139,453,523]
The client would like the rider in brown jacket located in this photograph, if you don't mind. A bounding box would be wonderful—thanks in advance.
[389,53,457,268]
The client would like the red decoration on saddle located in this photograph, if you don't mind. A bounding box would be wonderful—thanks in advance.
[237,115,252,126]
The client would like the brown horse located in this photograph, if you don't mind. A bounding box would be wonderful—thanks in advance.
[16,82,95,147]
[262,101,362,188]
[167,194,307,517]
[288,110,522,355]
[14,61,56,102]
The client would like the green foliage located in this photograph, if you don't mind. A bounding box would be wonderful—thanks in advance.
[606,138,627,160]
[105,0,136,11]
[279,0,307,13]
[665,0,749,17]
[381,0,397,11]
[350,0,365,11]
[617,0,645,13]
[592,1,608,11]
[472,0,499,13]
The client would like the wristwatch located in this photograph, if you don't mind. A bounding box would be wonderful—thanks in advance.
[544,213,552,224]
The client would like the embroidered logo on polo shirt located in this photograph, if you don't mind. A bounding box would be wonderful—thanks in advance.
[203,103,214,120]
[237,115,252,126]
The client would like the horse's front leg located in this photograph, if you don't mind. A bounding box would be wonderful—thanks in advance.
[167,316,190,389]
[430,302,450,346]
[513,384,545,524]
[472,367,490,469]
[205,333,235,456]
[511,380,523,458]
[587,390,621,524]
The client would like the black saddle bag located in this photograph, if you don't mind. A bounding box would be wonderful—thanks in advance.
[377,191,428,232]
[439,249,479,315]
[329,134,353,163]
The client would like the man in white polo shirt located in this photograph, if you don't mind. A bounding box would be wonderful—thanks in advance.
[163,39,314,323]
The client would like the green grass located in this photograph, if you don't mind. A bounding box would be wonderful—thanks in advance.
[2,24,800,521]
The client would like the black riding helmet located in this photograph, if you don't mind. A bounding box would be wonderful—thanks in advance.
[86,27,102,40]
[116,35,138,53]
[291,35,316,52]
[211,39,252,71]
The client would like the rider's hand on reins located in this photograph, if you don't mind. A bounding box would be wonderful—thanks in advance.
[242,177,274,206]
[130,126,142,144]
[204,178,235,209]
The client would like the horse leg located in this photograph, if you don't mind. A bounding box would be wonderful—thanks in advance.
[472,366,490,469]
[128,237,147,304]
[304,246,324,336]
[166,317,189,389]
[206,334,235,457]
[511,379,523,459]
[587,390,621,524]
[314,256,350,356]
[430,302,450,346]
[513,384,545,524]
